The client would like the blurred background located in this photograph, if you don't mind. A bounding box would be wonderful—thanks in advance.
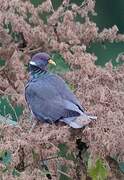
[32,0,124,66]
[90,0,124,66]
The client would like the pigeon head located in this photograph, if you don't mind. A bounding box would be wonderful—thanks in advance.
[29,52,56,72]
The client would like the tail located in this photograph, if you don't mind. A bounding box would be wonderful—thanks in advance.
[68,113,97,129]
[85,113,97,120]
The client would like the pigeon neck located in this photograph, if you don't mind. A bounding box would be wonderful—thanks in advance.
[31,68,47,79]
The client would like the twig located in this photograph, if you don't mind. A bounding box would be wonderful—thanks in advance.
[42,155,59,161]
[28,47,42,53]
[57,169,71,178]
[6,96,18,122]
[0,89,18,96]
[49,0,55,12]
[18,47,43,54]
[27,47,43,54]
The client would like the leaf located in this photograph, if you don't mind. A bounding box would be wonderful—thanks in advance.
[12,168,20,177]
[57,143,74,180]
[57,164,71,180]
[108,156,124,174]
[118,162,124,173]
[68,83,76,92]
[3,21,12,34]
[0,114,19,127]
[11,32,22,43]
[58,168,71,180]
[57,143,75,161]
[0,58,6,66]
[2,167,8,173]
[58,143,68,158]
[0,150,12,165]
[48,52,70,74]
[88,158,108,180]
[0,96,23,121]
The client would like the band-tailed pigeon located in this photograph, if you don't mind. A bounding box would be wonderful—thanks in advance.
[25,52,97,128]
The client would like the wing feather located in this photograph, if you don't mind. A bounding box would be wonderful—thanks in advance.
[45,73,85,111]
[25,73,84,122]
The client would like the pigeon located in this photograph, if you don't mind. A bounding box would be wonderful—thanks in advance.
[25,52,97,129]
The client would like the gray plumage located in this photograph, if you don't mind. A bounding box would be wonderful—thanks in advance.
[25,52,97,128]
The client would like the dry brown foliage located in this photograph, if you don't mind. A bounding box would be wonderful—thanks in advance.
[0,0,124,179]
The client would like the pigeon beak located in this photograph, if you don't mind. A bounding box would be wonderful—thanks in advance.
[48,59,56,66]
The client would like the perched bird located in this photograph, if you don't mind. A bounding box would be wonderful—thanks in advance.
[25,52,97,129]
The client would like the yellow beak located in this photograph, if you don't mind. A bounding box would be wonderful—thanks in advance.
[48,59,56,66]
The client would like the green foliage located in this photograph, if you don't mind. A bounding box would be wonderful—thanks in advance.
[0,150,11,165]
[88,158,108,180]
[118,162,124,173]
[12,168,20,177]
[3,21,12,34]
[11,32,22,43]
[68,83,76,92]
[48,52,70,74]
[57,143,75,180]
[58,143,68,158]
[109,156,124,174]
[58,143,75,161]
[32,149,39,161]
[0,150,20,177]
[0,96,23,122]
[0,114,19,127]
[58,165,71,180]
[4,21,24,43]
[0,58,5,66]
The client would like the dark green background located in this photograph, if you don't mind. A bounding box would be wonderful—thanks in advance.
[90,0,124,66]
[94,0,124,33]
